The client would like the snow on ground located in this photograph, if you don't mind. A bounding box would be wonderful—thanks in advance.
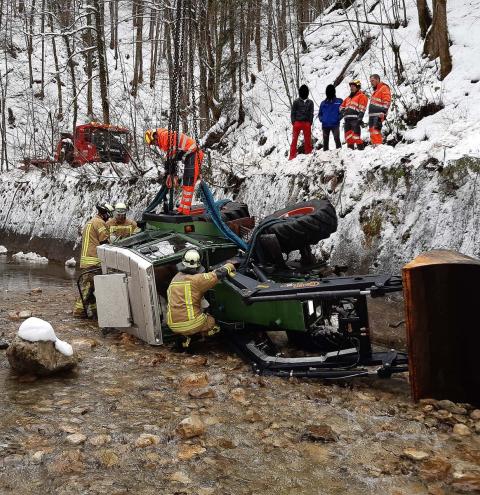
[0,246,7,254]
[65,257,76,267]
[12,251,49,263]
[18,317,73,357]
[1,0,480,272]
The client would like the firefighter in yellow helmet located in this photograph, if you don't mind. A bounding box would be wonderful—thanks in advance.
[167,249,236,347]
[106,202,140,242]
[73,202,113,318]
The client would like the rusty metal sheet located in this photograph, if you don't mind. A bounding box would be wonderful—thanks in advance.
[403,249,480,406]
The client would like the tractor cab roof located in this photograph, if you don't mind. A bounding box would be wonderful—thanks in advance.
[76,122,130,134]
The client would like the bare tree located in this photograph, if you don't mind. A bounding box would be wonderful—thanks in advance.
[424,0,452,80]
[416,0,432,38]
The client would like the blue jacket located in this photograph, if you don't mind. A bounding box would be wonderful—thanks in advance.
[319,98,343,128]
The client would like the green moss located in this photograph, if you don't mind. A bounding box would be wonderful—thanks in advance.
[359,206,383,245]
[438,157,480,196]
[380,165,411,190]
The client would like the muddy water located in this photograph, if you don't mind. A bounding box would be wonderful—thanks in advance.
[0,255,78,291]
[1,270,479,494]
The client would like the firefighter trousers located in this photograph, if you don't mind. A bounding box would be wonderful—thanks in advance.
[73,270,97,318]
[169,314,217,336]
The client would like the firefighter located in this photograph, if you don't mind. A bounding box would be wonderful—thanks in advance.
[73,202,113,318]
[166,249,235,348]
[106,202,140,242]
[340,80,369,150]
[289,84,314,160]
[144,128,203,215]
[368,74,391,146]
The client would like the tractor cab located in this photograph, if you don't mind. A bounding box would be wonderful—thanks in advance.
[56,122,131,166]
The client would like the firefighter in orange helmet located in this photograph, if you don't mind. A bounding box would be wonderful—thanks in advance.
[145,128,204,215]
[339,80,368,150]
[368,74,391,146]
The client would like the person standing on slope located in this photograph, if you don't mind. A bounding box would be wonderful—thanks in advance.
[319,84,343,151]
[368,74,391,146]
[289,84,314,160]
[339,79,368,150]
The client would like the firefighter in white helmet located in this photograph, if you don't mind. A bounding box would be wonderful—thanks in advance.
[167,249,236,347]
[106,202,140,242]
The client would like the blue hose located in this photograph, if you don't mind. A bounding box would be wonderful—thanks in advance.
[199,181,248,251]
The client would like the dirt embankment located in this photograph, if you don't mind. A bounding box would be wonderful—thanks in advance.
[1,287,480,494]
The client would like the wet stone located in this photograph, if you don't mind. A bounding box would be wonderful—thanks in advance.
[453,424,471,436]
[176,415,205,439]
[470,410,480,421]
[66,433,87,445]
[437,400,468,415]
[301,424,339,443]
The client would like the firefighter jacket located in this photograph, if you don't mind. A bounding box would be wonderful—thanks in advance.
[368,82,391,117]
[154,128,199,159]
[80,215,109,268]
[167,263,235,333]
[340,91,369,121]
[106,218,139,240]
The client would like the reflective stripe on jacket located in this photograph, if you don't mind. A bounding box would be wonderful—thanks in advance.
[155,128,199,158]
[106,218,138,239]
[368,82,391,116]
[340,91,369,120]
[167,271,219,332]
[80,215,108,268]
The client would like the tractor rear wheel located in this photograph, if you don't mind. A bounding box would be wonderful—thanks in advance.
[260,199,337,253]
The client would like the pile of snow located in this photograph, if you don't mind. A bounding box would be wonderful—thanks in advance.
[65,257,76,267]
[18,317,73,357]
[12,251,49,264]
[0,245,7,255]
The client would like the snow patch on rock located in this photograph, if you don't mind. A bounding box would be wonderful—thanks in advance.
[18,317,73,357]
[0,245,7,254]
[65,257,76,267]
[12,251,48,263]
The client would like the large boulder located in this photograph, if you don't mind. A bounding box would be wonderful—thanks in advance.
[6,337,78,376]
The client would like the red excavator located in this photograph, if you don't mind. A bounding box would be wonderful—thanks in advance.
[23,122,131,169]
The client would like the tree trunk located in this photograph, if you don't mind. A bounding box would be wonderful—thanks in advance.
[48,12,63,120]
[86,0,94,117]
[63,34,78,130]
[255,0,262,72]
[267,0,273,61]
[416,0,432,38]
[92,0,110,123]
[424,0,452,80]
[39,0,46,98]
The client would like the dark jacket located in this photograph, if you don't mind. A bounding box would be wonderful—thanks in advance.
[291,98,314,124]
[319,98,343,128]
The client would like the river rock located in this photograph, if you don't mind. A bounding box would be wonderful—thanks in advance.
[189,387,216,399]
[66,433,87,445]
[176,415,205,439]
[18,310,33,319]
[419,456,452,482]
[470,410,480,421]
[6,337,78,376]
[450,473,480,493]
[453,424,471,436]
[402,448,430,461]
[177,444,206,460]
[230,387,248,404]
[88,434,111,446]
[301,424,338,443]
[169,471,191,484]
[180,372,209,389]
[134,433,161,448]
[183,355,208,366]
[437,400,467,415]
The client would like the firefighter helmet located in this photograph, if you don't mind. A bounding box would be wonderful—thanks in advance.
[182,249,201,269]
[97,202,114,217]
[144,129,155,145]
[114,202,127,214]
[349,79,361,88]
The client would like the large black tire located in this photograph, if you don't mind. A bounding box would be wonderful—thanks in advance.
[219,201,250,221]
[260,199,337,253]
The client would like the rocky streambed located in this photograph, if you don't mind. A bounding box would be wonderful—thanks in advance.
[1,285,480,495]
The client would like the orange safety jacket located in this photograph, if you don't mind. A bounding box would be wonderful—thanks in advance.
[340,91,369,120]
[154,128,199,157]
[369,82,391,117]
[80,215,109,268]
